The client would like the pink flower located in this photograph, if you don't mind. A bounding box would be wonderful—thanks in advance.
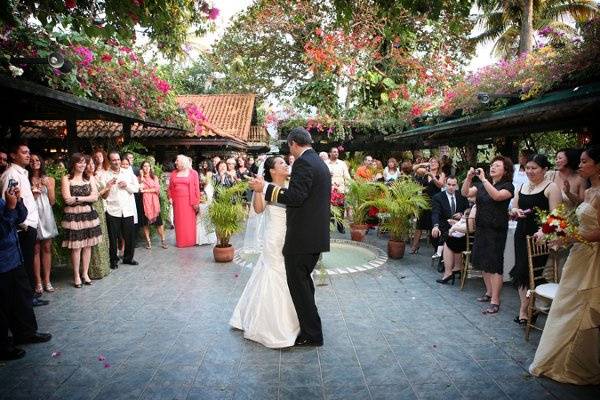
[65,0,76,10]
[208,8,220,20]
[73,46,94,67]
[101,54,112,62]
[315,27,324,37]
[410,104,423,117]
[132,0,143,6]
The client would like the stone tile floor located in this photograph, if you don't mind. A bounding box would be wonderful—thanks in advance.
[1,231,599,400]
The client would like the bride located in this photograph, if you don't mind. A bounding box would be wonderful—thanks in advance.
[229,156,300,348]
[529,145,600,384]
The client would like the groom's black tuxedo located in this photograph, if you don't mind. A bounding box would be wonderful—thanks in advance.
[431,190,469,236]
[264,148,331,344]
[265,148,332,255]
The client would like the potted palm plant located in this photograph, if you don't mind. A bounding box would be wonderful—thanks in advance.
[345,179,381,242]
[207,182,248,262]
[363,177,429,258]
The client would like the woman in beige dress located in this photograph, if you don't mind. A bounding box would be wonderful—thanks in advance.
[529,145,600,385]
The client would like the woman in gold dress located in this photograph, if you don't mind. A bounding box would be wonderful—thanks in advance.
[529,145,600,385]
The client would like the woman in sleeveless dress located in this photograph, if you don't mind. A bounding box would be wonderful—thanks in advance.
[139,160,168,249]
[462,156,514,315]
[28,154,59,294]
[87,155,111,279]
[529,145,600,385]
[61,153,103,288]
[230,156,300,348]
[168,155,200,248]
[509,154,561,324]
[552,148,587,208]
[196,171,217,246]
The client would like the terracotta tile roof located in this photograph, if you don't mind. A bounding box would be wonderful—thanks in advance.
[20,120,126,139]
[177,94,256,142]
[248,125,269,144]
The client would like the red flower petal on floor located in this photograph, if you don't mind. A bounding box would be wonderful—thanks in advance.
[97,354,106,361]
[103,362,111,368]
[234,274,239,278]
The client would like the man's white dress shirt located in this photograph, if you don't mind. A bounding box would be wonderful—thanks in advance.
[100,168,139,223]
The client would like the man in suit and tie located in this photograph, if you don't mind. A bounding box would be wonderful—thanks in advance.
[250,127,331,346]
[431,176,468,271]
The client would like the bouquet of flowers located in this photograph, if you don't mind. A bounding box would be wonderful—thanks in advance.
[330,187,346,207]
[536,204,587,248]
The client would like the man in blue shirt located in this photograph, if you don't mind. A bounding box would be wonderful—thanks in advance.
[0,186,52,361]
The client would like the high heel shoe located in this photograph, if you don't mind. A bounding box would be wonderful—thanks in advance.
[145,239,152,250]
[435,271,458,285]
[161,240,168,249]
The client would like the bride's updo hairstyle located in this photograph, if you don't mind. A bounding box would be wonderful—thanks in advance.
[263,156,278,182]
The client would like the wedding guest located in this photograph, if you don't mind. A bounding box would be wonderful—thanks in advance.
[197,171,217,246]
[214,161,236,188]
[226,158,239,182]
[319,152,329,162]
[29,154,58,294]
[0,151,8,175]
[551,148,586,208]
[211,156,221,173]
[139,160,167,249]
[509,154,561,324]
[92,148,110,179]
[125,152,139,176]
[529,145,600,385]
[411,157,446,254]
[0,187,51,361]
[462,156,514,314]
[198,159,213,181]
[168,155,200,248]
[431,176,469,282]
[254,154,266,176]
[61,153,103,288]
[355,155,374,181]
[100,152,140,269]
[383,157,400,183]
[400,160,413,177]
[86,157,111,279]
[436,202,476,285]
[287,154,295,174]
[0,141,47,307]
[513,149,535,194]
[327,147,351,234]
[247,156,257,175]
[237,157,253,180]
[327,147,351,194]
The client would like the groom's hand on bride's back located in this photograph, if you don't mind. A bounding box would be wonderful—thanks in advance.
[249,176,265,192]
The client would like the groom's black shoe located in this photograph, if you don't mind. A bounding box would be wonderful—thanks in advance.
[294,338,323,347]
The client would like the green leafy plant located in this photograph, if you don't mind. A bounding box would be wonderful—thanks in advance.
[345,179,382,225]
[362,177,429,241]
[208,183,249,248]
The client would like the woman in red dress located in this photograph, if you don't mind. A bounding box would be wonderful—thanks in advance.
[168,155,200,247]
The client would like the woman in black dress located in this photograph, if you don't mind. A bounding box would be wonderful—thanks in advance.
[411,157,446,253]
[462,156,514,314]
[509,154,561,324]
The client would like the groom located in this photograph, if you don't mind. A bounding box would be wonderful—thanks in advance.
[250,127,331,346]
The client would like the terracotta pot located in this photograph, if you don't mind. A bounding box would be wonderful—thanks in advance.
[350,223,368,242]
[387,239,405,259]
[213,245,234,263]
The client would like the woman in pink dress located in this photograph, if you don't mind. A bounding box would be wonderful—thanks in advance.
[168,155,200,247]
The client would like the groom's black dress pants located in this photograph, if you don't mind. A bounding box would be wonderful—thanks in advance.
[284,253,323,343]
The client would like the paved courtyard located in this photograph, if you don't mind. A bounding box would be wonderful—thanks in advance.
[1,231,599,400]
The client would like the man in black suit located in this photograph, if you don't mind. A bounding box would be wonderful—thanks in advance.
[250,127,331,347]
[431,176,469,241]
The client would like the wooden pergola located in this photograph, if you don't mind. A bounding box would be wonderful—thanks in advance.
[384,82,600,150]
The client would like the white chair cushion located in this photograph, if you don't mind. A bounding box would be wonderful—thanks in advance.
[534,283,559,300]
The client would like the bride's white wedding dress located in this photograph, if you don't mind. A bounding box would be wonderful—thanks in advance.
[229,192,300,348]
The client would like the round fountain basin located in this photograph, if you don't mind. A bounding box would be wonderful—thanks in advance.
[235,239,387,275]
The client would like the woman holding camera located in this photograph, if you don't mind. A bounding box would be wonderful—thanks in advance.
[411,157,446,253]
[509,154,561,324]
[462,157,514,314]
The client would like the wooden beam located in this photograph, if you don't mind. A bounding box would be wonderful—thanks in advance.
[66,118,79,153]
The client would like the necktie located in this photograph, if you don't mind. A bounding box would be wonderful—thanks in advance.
[450,195,456,215]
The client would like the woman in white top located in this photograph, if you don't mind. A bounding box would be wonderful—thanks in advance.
[383,157,400,183]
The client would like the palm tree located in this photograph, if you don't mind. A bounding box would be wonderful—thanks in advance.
[473,0,599,57]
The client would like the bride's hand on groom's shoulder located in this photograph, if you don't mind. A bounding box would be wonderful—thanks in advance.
[249,176,265,192]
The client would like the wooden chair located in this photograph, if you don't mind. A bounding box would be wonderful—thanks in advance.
[525,235,559,341]
[460,231,477,290]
